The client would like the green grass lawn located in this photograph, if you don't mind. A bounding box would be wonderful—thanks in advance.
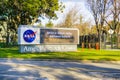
[0,47,120,61]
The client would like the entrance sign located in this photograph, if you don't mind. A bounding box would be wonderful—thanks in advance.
[40,28,79,44]
[18,25,79,53]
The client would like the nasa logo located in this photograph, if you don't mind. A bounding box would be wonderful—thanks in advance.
[23,29,37,43]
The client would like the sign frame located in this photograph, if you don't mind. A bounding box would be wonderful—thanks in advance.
[18,25,79,53]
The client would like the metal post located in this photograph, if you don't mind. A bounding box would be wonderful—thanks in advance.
[111,34,113,49]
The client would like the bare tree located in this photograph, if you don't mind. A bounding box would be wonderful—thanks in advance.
[75,15,91,36]
[105,0,120,30]
[86,0,112,49]
[104,0,120,48]
[56,6,91,35]
[56,6,79,28]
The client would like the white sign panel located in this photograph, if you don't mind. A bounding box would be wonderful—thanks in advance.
[18,25,40,45]
[108,29,114,35]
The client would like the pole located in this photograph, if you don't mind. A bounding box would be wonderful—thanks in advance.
[111,34,113,49]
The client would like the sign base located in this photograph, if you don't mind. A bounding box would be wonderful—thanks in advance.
[20,44,77,53]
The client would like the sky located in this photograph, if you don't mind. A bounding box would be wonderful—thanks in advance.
[56,0,93,24]
[35,0,94,26]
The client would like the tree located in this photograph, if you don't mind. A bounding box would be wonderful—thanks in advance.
[55,6,91,47]
[103,0,120,48]
[86,0,112,49]
[105,0,120,31]
[0,0,61,29]
[91,25,98,34]
[56,6,79,28]
[0,0,62,46]
[75,15,91,36]
[56,6,91,35]
[45,20,54,28]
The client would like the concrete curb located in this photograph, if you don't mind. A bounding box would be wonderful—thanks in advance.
[0,58,120,64]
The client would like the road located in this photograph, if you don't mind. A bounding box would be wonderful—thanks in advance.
[0,59,120,80]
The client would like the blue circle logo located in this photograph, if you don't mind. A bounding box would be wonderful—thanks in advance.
[23,29,36,43]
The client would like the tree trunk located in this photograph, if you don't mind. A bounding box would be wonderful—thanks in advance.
[103,33,106,49]
[6,31,10,46]
[111,34,113,49]
[98,30,101,49]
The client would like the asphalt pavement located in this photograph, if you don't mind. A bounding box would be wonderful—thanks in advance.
[0,58,120,80]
